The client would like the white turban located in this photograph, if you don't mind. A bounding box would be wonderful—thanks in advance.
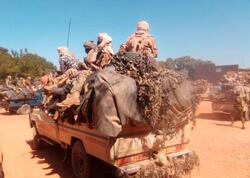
[137,20,149,32]
[57,46,73,56]
[97,33,114,55]
[98,33,112,44]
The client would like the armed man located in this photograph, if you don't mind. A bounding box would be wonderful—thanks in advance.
[122,20,158,58]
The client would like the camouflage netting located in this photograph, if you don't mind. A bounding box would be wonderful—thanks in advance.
[112,52,195,135]
[124,151,199,178]
[191,79,209,108]
[239,72,250,84]
[246,72,250,83]
[192,79,208,95]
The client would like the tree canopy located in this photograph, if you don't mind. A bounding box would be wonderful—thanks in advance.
[160,56,214,79]
[0,47,56,80]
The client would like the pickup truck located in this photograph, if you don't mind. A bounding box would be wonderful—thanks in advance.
[29,108,196,178]
[210,84,250,120]
[0,91,43,114]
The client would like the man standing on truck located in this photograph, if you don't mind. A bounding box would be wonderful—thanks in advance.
[122,20,158,58]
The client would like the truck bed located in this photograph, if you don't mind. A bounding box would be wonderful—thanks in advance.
[30,109,194,176]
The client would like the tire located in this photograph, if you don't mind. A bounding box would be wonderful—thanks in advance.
[71,141,90,178]
[31,126,42,150]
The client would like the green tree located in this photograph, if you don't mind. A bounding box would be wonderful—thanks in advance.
[17,53,56,77]
[162,56,214,79]
[0,47,56,80]
[0,51,19,78]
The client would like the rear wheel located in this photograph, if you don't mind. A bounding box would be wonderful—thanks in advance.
[71,141,90,178]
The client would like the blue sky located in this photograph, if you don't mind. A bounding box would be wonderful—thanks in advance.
[1,0,250,68]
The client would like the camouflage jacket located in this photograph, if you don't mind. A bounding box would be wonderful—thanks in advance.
[125,32,158,58]
[59,54,79,73]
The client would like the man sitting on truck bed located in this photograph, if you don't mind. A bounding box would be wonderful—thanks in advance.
[56,33,114,108]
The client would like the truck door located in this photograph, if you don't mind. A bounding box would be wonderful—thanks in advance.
[38,113,59,142]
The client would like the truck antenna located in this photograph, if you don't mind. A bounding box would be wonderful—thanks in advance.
[66,17,71,48]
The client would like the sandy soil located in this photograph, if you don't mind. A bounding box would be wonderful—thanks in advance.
[190,101,250,178]
[0,101,250,178]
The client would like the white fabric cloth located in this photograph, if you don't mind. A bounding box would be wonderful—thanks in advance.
[97,33,114,55]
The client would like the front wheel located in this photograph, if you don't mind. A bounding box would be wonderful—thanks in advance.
[71,141,90,178]
[31,126,42,150]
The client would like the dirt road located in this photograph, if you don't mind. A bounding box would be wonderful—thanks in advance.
[190,101,250,178]
[0,101,250,178]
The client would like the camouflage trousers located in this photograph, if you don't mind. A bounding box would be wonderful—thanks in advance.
[49,68,80,87]
[60,68,79,80]
[70,70,92,94]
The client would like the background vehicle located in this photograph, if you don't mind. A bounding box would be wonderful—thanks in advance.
[211,84,250,121]
[0,91,43,114]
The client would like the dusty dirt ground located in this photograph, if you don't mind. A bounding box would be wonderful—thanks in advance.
[190,101,250,178]
[0,101,250,178]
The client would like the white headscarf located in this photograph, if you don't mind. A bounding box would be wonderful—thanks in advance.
[57,46,73,57]
[136,20,150,34]
[97,33,114,55]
